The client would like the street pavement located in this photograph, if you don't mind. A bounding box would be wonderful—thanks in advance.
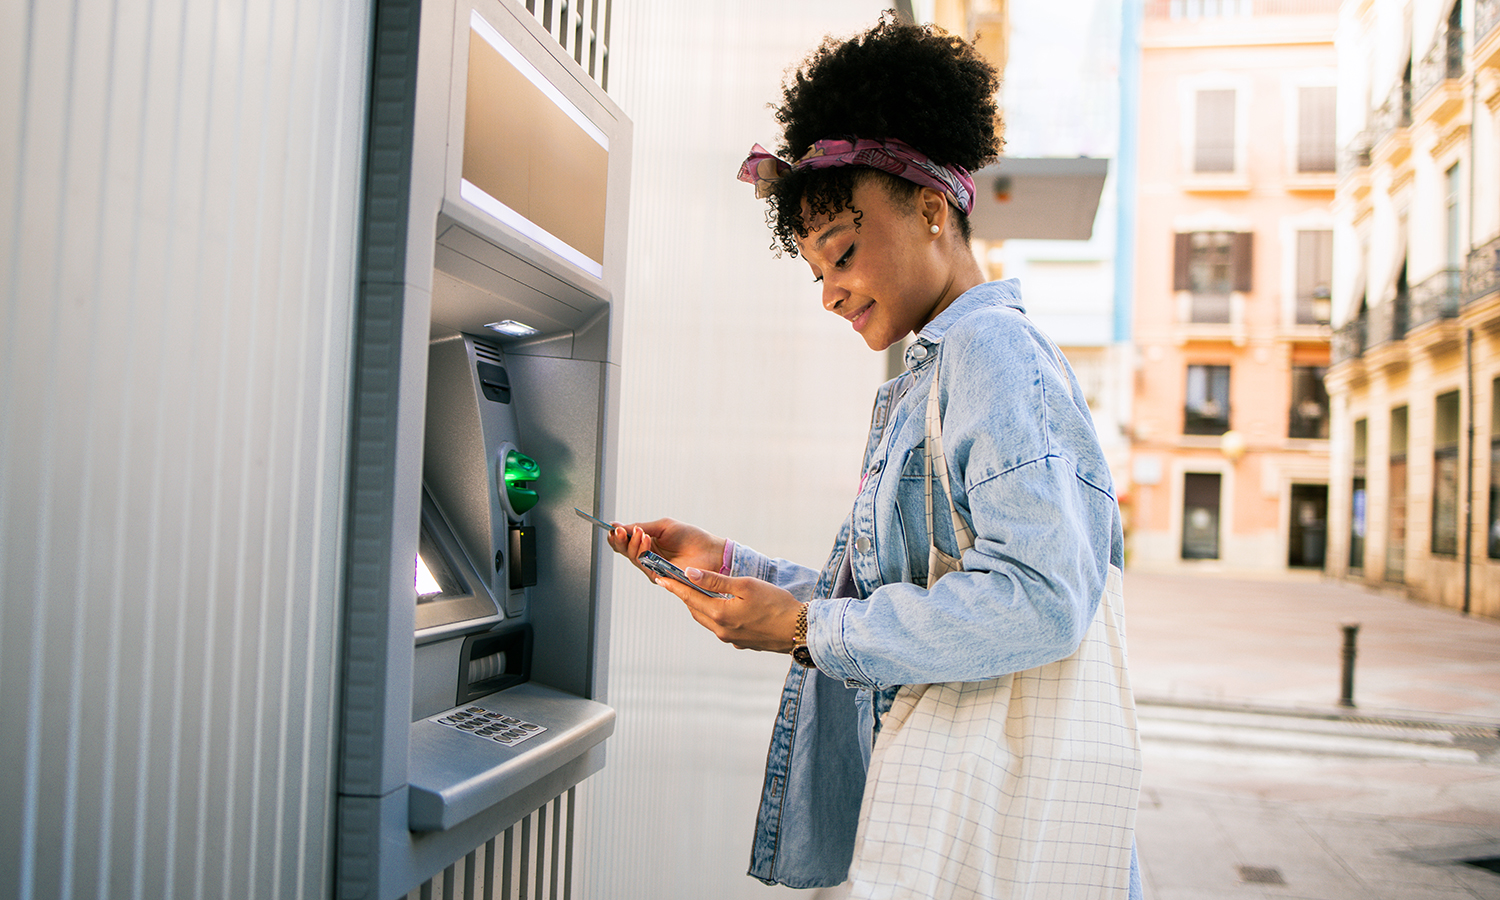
[1124,570,1500,899]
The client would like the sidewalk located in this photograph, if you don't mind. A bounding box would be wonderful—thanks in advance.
[1123,570,1500,899]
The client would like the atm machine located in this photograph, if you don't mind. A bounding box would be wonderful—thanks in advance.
[337,1,629,897]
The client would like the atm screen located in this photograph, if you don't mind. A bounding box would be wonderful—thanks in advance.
[416,521,467,604]
[414,487,503,639]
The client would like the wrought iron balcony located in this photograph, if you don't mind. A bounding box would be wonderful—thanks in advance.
[1331,317,1366,365]
[1337,132,1373,176]
[1467,235,1500,304]
[1414,28,1464,103]
[1408,268,1462,327]
[1480,0,1500,43]
[1365,295,1408,349]
[1371,81,1413,145]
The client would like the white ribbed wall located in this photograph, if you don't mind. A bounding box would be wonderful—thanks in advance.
[0,2,369,898]
[580,2,888,897]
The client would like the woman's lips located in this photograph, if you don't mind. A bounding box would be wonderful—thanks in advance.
[848,302,873,331]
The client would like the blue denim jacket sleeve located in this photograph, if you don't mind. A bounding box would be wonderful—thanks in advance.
[727,543,821,602]
[806,302,1122,689]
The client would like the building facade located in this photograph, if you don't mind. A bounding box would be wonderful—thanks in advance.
[1127,0,1341,573]
[1326,0,1500,619]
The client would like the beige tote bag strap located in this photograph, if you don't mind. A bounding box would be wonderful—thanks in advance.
[924,352,975,588]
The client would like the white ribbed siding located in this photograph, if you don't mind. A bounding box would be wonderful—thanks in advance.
[0,1,368,898]
[579,2,889,897]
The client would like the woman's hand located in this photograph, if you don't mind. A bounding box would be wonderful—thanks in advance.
[597,516,802,653]
[602,517,726,584]
[650,567,803,653]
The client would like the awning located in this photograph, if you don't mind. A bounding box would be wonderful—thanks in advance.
[1379,220,1408,305]
[965,157,1110,242]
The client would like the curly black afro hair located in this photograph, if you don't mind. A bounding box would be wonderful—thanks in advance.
[764,16,1003,256]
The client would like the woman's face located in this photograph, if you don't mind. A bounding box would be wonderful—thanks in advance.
[796,177,955,352]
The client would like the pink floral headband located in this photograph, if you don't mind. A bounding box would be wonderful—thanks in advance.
[736,137,976,216]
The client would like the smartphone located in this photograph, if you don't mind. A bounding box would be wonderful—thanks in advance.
[639,551,733,599]
[573,507,731,599]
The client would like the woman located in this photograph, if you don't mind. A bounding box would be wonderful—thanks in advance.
[605,17,1142,899]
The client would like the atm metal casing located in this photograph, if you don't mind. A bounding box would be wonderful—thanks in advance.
[337,0,629,896]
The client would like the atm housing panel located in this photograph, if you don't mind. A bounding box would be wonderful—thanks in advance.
[337,0,629,896]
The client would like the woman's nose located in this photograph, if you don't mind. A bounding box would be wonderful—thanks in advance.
[821,278,847,312]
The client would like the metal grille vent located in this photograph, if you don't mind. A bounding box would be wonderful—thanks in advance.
[408,789,577,899]
[519,0,611,91]
[473,339,504,366]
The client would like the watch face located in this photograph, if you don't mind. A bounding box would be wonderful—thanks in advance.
[791,645,816,669]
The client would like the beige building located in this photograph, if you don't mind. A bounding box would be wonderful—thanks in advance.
[1325,0,1500,619]
[1126,1,1340,573]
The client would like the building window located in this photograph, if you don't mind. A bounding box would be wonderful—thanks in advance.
[1288,366,1329,439]
[1490,378,1499,560]
[1194,89,1237,173]
[1297,86,1337,173]
[1182,472,1223,560]
[1445,163,1462,269]
[1388,405,1408,583]
[1432,390,1461,556]
[1185,364,1231,435]
[1351,418,1367,572]
[1295,230,1332,325]
[1174,231,1252,324]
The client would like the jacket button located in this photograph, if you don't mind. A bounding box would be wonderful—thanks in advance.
[909,344,928,360]
[854,535,872,554]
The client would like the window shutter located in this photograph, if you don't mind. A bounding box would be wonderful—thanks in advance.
[1194,89,1236,173]
[1297,86,1336,173]
[1173,233,1192,291]
[1231,232,1253,292]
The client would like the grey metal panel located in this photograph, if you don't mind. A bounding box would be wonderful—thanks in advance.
[503,354,609,700]
[0,1,369,898]
[407,682,615,832]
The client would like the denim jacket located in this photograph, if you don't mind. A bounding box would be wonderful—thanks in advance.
[728,280,1139,894]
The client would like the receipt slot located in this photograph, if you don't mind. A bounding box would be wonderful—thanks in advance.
[337,0,630,896]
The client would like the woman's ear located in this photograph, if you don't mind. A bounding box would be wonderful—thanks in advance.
[919,186,949,237]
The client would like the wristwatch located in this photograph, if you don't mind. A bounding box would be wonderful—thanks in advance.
[791,604,816,669]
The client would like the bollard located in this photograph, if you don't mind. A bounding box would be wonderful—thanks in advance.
[1339,623,1360,708]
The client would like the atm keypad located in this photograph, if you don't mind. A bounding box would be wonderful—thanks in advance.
[436,707,547,747]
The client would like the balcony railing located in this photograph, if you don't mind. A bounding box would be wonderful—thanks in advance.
[1189,292,1233,324]
[1366,295,1409,349]
[1413,28,1464,103]
[1467,235,1500,303]
[1371,80,1413,145]
[1480,0,1500,43]
[1145,0,1341,16]
[1337,132,1373,176]
[1408,268,1462,327]
[1331,316,1366,365]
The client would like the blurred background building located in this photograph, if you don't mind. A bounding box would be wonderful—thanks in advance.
[1124,0,1340,574]
[1325,0,1500,618]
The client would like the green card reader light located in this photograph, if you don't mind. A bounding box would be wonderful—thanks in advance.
[502,449,540,517]
[495,443,539,605]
